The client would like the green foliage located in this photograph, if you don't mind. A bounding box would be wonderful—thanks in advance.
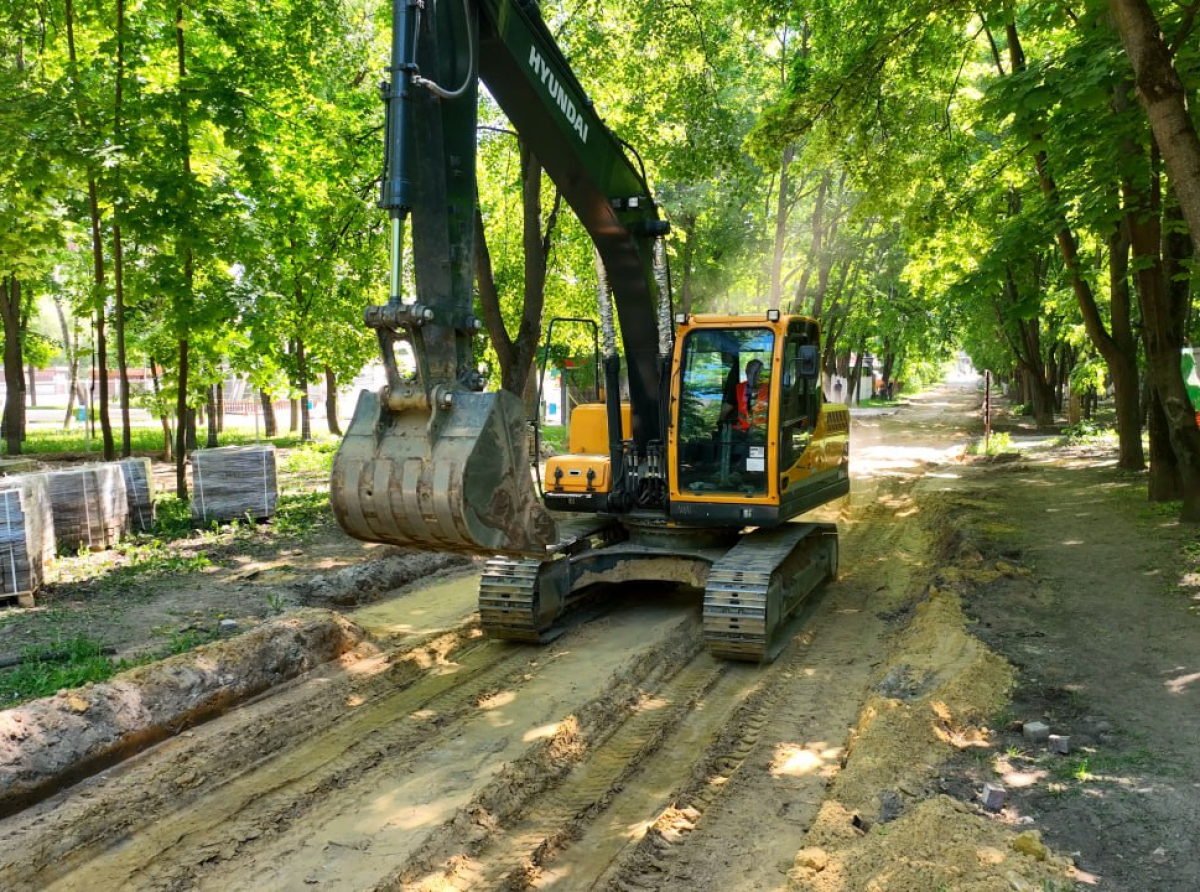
[278,439,339,477]
[271,490,332,538]
[969,432,1016,456]
[1060,420,1116,446]
[152,496,196,540]
[0,637,119,708]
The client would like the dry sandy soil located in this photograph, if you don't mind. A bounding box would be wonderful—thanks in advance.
[1,380,1197,891]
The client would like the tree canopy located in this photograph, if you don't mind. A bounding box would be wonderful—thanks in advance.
[1,0,1198,513]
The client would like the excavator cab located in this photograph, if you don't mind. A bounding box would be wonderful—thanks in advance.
[668,314,849,528]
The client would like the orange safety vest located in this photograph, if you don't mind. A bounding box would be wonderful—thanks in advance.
[735,382,769,431]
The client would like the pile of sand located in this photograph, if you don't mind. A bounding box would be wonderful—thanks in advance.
[787,515,1075,891]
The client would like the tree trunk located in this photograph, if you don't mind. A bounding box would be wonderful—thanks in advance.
[1006,20,1144,450]
[216,383,224,433]
[1146,387,1181,500]
[114,0,131,458]
[289,398,299,433]
[1106,217,1147,469]
[324,365,342,436]
[0,277,26,455]
[1110,0,1200,244]
[768,145,795,309]
[679,213,696,316]
[88,181,115,462]
[174,2,193,498]
[186,407,198,451]
[150,357,172,461]
[53,297,79,430]
[473,144,560,398]
[1127,178,1200,519]
[206,384,218,447]
[260,389,277,437]
[791,171,830,314]
[175,338,189,497]
[297,337,311,442]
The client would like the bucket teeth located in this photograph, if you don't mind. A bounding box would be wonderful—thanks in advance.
[331,388,557,556]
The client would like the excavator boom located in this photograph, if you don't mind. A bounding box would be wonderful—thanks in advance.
[331,0,671,557]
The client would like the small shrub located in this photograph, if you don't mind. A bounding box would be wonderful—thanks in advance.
[1061,420,1116,446]
[272,490,332,538]
[968,432,1016,455]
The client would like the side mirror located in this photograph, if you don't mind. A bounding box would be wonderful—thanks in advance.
[798,344,820,378]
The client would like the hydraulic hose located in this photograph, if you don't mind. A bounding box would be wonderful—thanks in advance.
[412,0,476,100]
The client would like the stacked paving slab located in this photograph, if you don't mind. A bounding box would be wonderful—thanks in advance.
[118,457,156,533]
[190,445,278,524]
[0,475,55,607]
[45,464,129,553]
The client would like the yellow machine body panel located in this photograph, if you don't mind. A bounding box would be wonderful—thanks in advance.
[567,403,631,455]
[545,453,613,494]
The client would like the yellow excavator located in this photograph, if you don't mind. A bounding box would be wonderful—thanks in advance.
[330,0,850,661]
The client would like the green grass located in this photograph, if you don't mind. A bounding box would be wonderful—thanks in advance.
[272,490,333,538]
[0,637,121,708]
[536,424,569,453]
[22,427,167,455]
[278,438,339,476]
[968,432,1016,455]
[18,425,338,458]
[0,625,226,708]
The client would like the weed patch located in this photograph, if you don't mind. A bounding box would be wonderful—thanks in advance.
[272,490,333,538]
[968,432,1017,456]
[0,637,121,708]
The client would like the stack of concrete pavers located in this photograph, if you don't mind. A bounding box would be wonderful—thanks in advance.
[118,457,156,533]
[0,474,55,606]
[45,464,129,553]
[190,444,278,523]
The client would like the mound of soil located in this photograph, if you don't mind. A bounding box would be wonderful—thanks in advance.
[0,608,364,816]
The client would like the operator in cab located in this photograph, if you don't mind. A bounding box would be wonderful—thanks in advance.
[735,359,769,431]
[721,358,770,432]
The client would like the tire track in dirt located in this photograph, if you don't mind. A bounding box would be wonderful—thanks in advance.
[191,605,699,892]
[593,480,928,891]
[1,573,490,891]
[388,641,732,890]
[22,601,701,892]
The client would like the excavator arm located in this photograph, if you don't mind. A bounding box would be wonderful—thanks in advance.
[331,0,672,556]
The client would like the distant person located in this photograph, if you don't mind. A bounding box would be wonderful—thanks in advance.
[833,378,844,403]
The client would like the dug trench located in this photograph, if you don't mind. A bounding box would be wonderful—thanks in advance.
[2,381,1176,890]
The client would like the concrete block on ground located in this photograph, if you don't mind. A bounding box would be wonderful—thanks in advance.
[0,475,54,606]
[1022,720,1050,743]
[1049,734,1071,755]
[981,782,1007,812]
[118,457,156,533]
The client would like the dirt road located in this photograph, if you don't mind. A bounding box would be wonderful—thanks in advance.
[0,383,1079,891]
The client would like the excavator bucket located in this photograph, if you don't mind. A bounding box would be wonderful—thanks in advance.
[331,388,558,557]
